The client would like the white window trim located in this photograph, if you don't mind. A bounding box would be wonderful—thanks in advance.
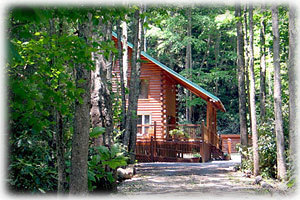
[137,113,152,136]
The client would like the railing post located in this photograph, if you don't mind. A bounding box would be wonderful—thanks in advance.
[201,120,205,142]
[154,121,157,140]
[154,121,157,157]
[201,120,206,163]
[150,136,154,162]
[227,138,232,155]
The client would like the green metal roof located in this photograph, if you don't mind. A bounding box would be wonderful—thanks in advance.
[112,31,225,112]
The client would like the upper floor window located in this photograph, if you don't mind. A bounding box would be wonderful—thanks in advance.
[139,79,149,99]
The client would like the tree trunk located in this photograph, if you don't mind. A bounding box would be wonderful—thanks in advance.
[235,5,248,147]
[214,32,220,68]
[123,7,143,163]
[243,5,251,134]
[106,20,113,82]
[271,5,287,181]
[249,5,259,176]
[186,7,193,122]
[143,6,147,52]
[121,18,128,88]
[49,17,68,194]
[56,111,67,193]
[288,5,297,172]
[117,19,127,132]
[69,16,92,195]
[97,19,113,147]
[259,6,267,120]
[91,46,103,146]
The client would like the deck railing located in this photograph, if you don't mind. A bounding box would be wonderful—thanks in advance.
[136,121,220,147]
[136,121,222,162]
[137,122,203,141]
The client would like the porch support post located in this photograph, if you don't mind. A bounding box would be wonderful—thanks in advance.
[206,101,213,144]
[206,101,217,145]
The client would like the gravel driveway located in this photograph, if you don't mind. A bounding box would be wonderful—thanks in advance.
[113,154,291,199]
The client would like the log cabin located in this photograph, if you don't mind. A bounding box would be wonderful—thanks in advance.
[112,32,226,162]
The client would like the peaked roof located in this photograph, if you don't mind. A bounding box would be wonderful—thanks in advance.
[112,32,225,112]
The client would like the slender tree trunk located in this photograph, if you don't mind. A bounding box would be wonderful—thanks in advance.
[129,8,144,161]
[271,5,287,181]
[106,21,113,82]
[143,6,147,52]
[214,32,220,68]
[244,5,251,134]
[49,17,67,193]
[69,15,92,194]
[288,5,297,172]
[124,7,143,163]
[117,20,127,132]
[259,6,267,120]
[91,46,103,146]
[249,5,259,176]
[235,5,248,147]
[121,19,128,88]
[97,19,113,147]
[56,111,67,193]
[186,7,193,122]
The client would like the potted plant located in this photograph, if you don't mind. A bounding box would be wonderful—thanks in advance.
[192,153,201,163]
[169,128,190,141]
[224,153,231,160]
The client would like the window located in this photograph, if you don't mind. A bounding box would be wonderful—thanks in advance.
[137,114,151,135]
[139,79,149,99]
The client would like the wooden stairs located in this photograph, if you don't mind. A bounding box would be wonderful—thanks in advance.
[211,146,224,160]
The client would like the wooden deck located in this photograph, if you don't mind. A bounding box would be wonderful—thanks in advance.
[135,122,224,163]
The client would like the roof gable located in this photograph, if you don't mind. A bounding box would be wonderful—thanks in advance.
[112,32,225,112]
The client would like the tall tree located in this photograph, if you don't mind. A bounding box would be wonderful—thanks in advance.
[123,6,144,162]
[243,5,252,134]
[119,16,129,132]
[91,25,103,146]
[288,5,297,171]
[98,17,114,146]
[259,5,267,120]
[52,18,68,193]
[186,7,193,122]
[69,14,92,194]
[271,5,287,181]
[235,5,248,147]
[248,5,259,176]
[117,19,127,132]
[121,18,128,89]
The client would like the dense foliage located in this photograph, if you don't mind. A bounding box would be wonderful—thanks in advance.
[7,7,129,193]
[7,4,295,194]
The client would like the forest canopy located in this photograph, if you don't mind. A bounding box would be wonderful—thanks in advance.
[6,3,296,194]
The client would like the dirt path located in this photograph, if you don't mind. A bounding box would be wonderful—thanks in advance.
[115,154,290,198]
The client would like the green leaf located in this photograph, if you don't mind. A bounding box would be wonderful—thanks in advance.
[96,145,110,160]
[106,172,115,183]
[90,127,105,138]
[103,156,127,169]
[88,170,96,182]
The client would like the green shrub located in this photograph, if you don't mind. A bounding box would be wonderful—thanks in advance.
[169,128,190,138]
[236,121,278,178]
[8,130,57,193]
[257,121,277,178]
[87,143,128,192]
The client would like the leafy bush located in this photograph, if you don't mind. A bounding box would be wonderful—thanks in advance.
[87,144,127,192]
[236,120,278,178]
[169,128,190,138]
[236,143,253,172]
[8,130,57,193]
[257,121,277,178]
